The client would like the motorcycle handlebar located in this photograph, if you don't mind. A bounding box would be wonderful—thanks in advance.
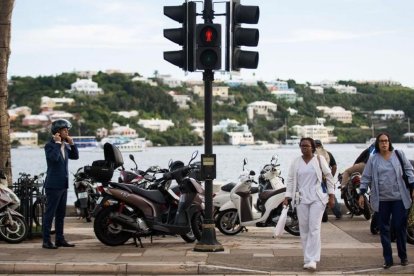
[163,165,191,181]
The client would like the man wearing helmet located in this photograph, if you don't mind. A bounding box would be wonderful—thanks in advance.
[42,119,79,249]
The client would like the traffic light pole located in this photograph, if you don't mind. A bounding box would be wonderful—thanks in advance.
[194,0,224,252]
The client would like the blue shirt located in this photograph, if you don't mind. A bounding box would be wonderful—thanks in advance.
[377,156,401,201]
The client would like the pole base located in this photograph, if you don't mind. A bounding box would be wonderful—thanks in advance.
[193,222,224,252]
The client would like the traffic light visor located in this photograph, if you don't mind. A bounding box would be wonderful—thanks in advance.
[234,49,258,69]
[164,5,185,23]
[234,5,259,24]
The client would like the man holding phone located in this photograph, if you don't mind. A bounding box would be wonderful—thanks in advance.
[42,119,79,249]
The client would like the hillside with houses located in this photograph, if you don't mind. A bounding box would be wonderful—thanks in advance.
[7,70,414,147]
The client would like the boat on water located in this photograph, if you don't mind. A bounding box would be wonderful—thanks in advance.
[355,137,376,149]
[404,118,413,148]
[280,136,301,148]
[249,141,280,150]
[72,136,100,151]
[100,136,147,152]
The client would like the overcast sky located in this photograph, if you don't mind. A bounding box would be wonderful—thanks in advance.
[8,0,414,87]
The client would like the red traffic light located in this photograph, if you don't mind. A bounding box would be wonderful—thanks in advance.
[196,24,222,70]
[199,25,219,46]
[204,28,214,42]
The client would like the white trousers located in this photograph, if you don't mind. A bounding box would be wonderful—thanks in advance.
[296,200,325,263]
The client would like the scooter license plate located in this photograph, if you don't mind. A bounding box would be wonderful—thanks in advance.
[96,196,103,204]
[78,192,88,199]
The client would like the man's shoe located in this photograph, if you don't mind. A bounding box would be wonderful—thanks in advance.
[42,241,58,249]
[401,259,408,266]
[55,240,75,247]
[383,262,393,269]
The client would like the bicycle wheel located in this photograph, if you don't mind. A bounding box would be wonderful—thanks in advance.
[32,198,45,227]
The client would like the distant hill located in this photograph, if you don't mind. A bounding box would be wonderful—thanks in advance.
[8,73,414,145]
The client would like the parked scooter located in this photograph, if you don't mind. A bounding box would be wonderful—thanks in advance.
[213,181,255,221]
[215,158,300,236]
[73,167,99,222]
[118,154,145,185]
[339,172,371,220]
[88,143,204,247]
[213,155,283,220]
[118,154,170,190]
[0,170,28,243]
[255,155,285,211]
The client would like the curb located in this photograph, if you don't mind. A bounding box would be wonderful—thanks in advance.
[0,262,270,275]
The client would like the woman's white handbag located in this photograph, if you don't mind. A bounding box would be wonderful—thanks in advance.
[273,206,288,238]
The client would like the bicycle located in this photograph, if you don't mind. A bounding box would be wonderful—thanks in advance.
[13,173,50,237]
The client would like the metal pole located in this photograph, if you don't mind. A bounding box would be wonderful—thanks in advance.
[194,0,223,252]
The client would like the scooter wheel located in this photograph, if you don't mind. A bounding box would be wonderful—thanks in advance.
[180,211,203,243]
[407,224,414,245]
[93,205,132,246]
[362,195,371,220]
[216,209,243,235]
[0,214,28,243]
[370,212,379,235]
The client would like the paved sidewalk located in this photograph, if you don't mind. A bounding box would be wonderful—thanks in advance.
[0,215,413,275]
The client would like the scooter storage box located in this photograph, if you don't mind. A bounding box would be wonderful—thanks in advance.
[84,143,124,182]
[102,142,124,168]
[84,161,114,182]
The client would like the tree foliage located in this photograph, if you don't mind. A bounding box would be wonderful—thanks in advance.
[7,72,414,146]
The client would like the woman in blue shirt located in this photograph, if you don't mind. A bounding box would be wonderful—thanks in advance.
[359,133,414,269]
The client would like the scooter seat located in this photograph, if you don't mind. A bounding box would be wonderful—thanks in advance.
[259,187,286,201]
[221,182,236,192]
[111,182,166,204]
[250,187,259,194]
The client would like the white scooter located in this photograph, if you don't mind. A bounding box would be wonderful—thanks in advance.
[213,155,283,219]
[215,158,300,236]
[0,170,28,243]
[255,155,285,211]
[213,181,259,221]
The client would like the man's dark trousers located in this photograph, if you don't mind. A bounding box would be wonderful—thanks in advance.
[43,188,68,243]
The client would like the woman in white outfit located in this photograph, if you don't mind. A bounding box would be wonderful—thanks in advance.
[283,137,335,271]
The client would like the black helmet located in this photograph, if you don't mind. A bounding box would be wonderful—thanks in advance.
[51,119,72,134]
[169,161,184,171]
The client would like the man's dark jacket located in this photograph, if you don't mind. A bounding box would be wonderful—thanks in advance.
[44,139,79,189]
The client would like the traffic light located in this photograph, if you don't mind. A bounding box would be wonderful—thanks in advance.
[196,24,221,70]
[226,0,259,72]
[163,2,196,72]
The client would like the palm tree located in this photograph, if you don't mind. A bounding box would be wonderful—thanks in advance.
[0,0,15,186]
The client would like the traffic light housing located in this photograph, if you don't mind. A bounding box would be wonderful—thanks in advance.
[196,24,222,70]
[226,0,259,72]
[163,2,196,72]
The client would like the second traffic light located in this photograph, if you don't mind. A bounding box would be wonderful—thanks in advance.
[196,24,221,70]
[226,0,260,72]
[163,2,196,72]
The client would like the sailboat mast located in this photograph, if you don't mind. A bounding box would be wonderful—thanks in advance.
[371,123,375,138]
[285,118,287,141]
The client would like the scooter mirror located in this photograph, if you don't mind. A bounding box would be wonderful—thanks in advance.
[189,150,199,164]
[129,154,135,161]
[271,155,278,165]
[249,170,255,176]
